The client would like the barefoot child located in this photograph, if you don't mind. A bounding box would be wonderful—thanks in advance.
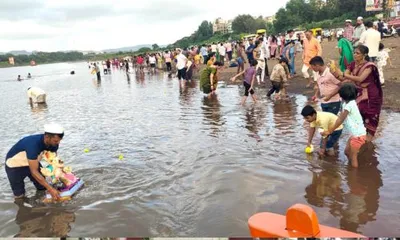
[267,58,289,100]
[231,59,258,105]
[322,83,367,168]
[301,105,343,156]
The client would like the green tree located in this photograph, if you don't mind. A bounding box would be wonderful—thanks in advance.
[231,14,257,33]
[195,20,213,41]
[254,16,267,31]
[137,47,152,53]
[152,44,160,50]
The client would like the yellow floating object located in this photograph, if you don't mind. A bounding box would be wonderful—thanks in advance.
[84,148,90,153]
[118,154,124,160]
[305,145,314,154]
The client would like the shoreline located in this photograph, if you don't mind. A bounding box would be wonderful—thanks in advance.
[0,60,88,69]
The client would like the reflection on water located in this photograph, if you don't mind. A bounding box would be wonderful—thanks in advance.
[13,194,76,237]
[0,62,399,237]
[244,106,265,142]
[305,143,383,233]
[202,95,224,138]
[30,103,48,113]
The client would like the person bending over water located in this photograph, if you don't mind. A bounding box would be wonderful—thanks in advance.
[200,61,224,98]
[301,105,343,156]
[27,87,47,105]
[5,123,64,200]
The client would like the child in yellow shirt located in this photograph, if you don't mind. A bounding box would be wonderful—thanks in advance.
[301,105,343,156]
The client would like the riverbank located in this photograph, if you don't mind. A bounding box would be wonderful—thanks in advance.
[0,60,88,69]
[213,37,400,112]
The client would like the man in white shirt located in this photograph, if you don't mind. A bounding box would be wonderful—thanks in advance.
[259,36,270,80]
[27,87,46,105]
[175,49,188,80]
[225,42,233,61]
[352,16,366,47]
[359,21,381,62]
[218,43,226,65]
[211,43,217,53]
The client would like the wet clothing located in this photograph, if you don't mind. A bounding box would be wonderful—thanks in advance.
[244,82,254,96]
[200,66,218,94]
[5,134,59,196]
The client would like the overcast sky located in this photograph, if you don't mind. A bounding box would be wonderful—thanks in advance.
[0,0,289,52]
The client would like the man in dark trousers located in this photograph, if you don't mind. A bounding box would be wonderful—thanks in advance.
[5,123,65,200]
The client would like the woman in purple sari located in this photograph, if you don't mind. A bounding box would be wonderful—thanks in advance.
[332,45,383,142]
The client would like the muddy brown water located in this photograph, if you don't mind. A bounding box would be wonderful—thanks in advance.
[0,62,399,237]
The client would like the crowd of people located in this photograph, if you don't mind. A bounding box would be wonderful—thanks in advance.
[10,16,390,202]
[84,16,388,169]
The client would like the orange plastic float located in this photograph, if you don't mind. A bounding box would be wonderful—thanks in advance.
[248,203,365,238]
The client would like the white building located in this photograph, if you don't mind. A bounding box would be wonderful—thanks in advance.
[212,18,233,34]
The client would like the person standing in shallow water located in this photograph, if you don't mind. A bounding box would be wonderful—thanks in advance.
[309,56,342,115]
[230,59,258,105]
[93,63,101,81]
[322,83,368,168]
[200,61,224,98]
[330,45,383,142]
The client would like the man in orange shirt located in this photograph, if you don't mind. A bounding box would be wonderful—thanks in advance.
[302,30,322,89]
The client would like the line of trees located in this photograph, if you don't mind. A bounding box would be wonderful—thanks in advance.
[0,51,87,67]
[170,0,388,48]
[273,0,381,33]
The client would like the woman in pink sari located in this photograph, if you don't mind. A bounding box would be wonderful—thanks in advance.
[269,35,278,59]
[332,45,383,141]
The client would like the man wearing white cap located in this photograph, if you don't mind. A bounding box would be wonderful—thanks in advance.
[352,17,366,47]
[27,87,46,105]
[5,123,64,200]
[343,20,354,41]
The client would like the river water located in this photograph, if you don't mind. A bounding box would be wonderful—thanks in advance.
[0,62,399,237]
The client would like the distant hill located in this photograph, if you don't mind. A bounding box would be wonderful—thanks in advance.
[0,44,168,56]
[102,44,166,53]
[0,50,32,55]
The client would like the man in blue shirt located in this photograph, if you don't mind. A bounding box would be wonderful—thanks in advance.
[246,39,256,63]
[5,123,64,200]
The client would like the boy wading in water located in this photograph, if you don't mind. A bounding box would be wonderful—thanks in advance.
[231,59,258,105]
[267,58,289,100]
[322,83,367,168]
[301,105,343,156]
